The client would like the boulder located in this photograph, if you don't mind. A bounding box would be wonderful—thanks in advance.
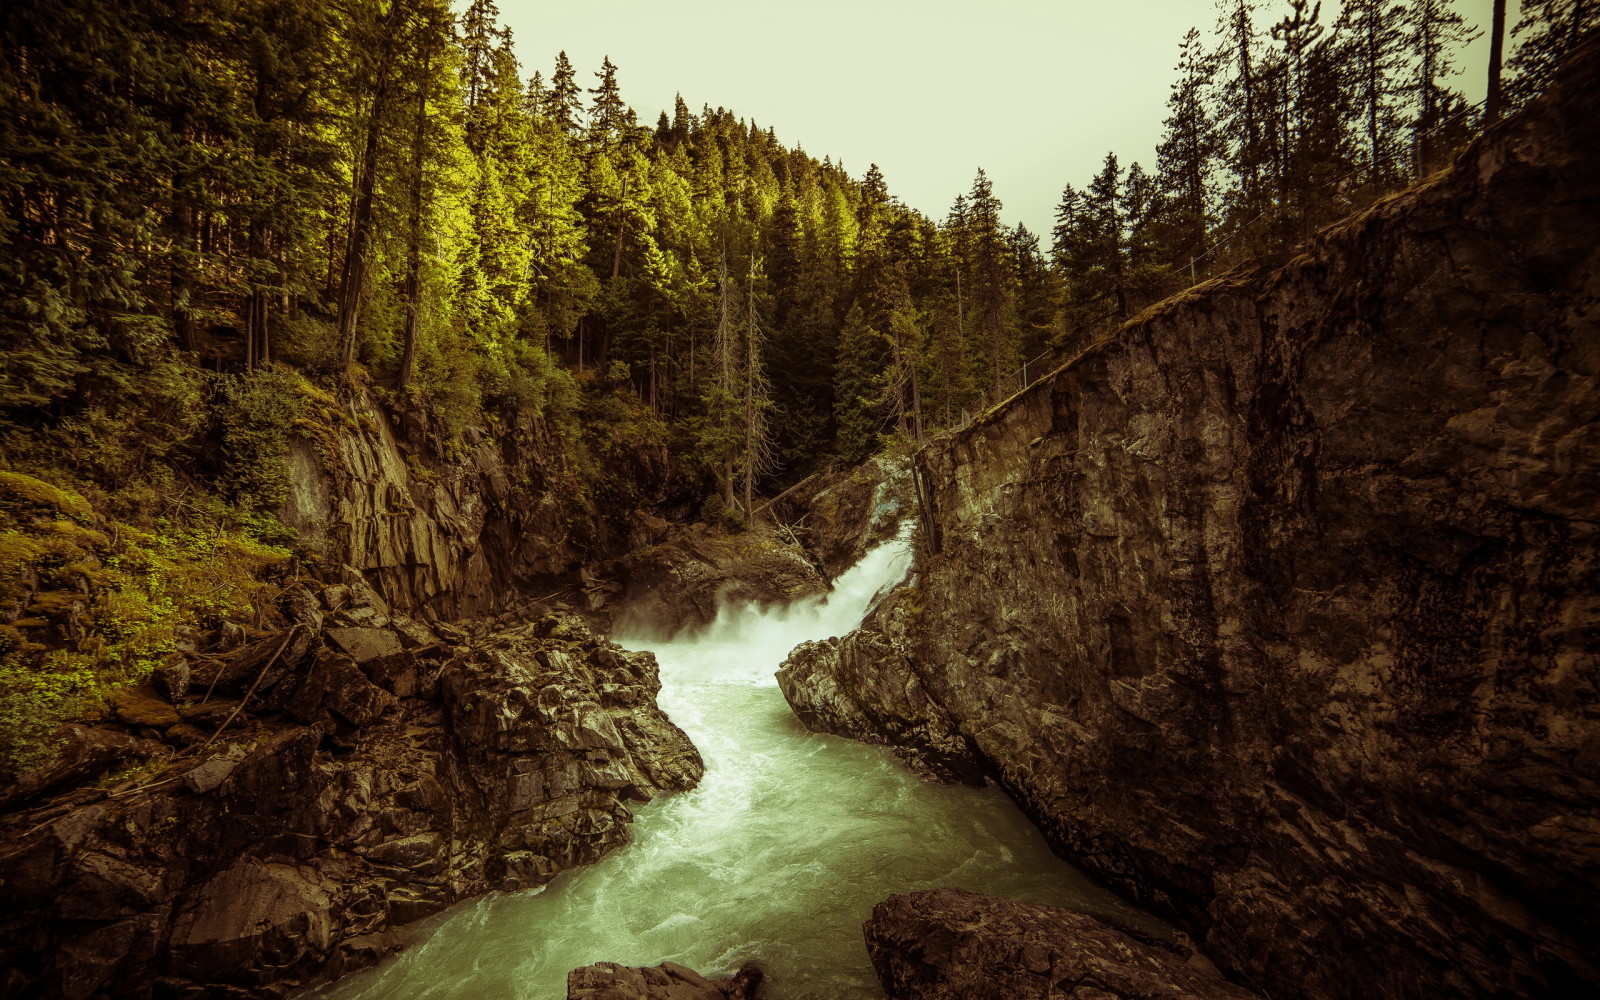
[567,961,762,1000]
[865,889,1257,1000]
[324,626,403,664]
[106,687,178,728]
[0,610,704,999]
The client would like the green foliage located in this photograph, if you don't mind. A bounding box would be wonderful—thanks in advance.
[834,305,892,464]
[217,367,306,510]
[0,467,291,776]
[698,492,746,533]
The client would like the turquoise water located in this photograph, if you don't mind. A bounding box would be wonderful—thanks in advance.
[314,535,1158,999]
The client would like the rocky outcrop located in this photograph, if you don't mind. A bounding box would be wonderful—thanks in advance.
[783,39,1600,1000]
[614,521,826,636]
[279,389,678,621]
[776,454,914,583]
[866,889,1257,1000]
[567,961,763,1000]
[0,585,701,999]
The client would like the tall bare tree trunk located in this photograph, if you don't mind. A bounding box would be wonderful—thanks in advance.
[171,197,196,351]
[910,356,924,444]
[336,2,407,379]
[611,173,629,279]
[1486,0,1506,122]
[398,30,432,394]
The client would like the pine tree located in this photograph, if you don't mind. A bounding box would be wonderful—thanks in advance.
[588,56,631,145]
[1120,162,1165,308]
[880,264,925,441]
[1085,153,1129,324]
[1268,0,1354,243]
[334,0,413,375]
[1215,0,1270,236]
[1155,26,1220,274]
[1486,0,1508,121]
[1339,0,1413,187]
[964,169,1017,394]
[1411,0,1480,174]
[459,0,502,112]
[739,257,774,515]
[671,94,693,143]
[546,50,583,132]
[1010,225,1058,363]
[1506,0,1598,107]
[397,0,454,392]
[833,303,891,462]
[1051,183,1094,342]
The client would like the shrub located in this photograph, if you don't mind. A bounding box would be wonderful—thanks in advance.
[216,366,305,510]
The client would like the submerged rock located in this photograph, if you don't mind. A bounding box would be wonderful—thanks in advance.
[783,38,1600,1000]
[866,888,1258,1000]
[0,597,701,999]
[567,961,763,999]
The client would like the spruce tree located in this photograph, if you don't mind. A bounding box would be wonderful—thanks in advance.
[546,51,583,132]
[833,303,891,462]
[964,169,1017,395]
[1085,153,1129,325]
[588,56,631,145]
[1155,26,1221,276]
[1411,0,1480,174]
[1506,0,1598,107]
[1215,0,1270,237]
[1338,0,1412,187]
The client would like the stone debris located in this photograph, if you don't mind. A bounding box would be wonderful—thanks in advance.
[567,960,763,1000]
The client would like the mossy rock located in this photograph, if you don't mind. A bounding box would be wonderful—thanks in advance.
[0,471,93,522]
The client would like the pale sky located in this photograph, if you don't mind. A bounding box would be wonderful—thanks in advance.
[497,0,1507,238]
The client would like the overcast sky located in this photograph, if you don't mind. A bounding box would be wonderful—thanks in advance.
[497,0,1506,238]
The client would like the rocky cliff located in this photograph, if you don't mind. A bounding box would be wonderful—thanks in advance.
[0,584,700,999]
[781,38,1600,1000]
[278,391,621,620]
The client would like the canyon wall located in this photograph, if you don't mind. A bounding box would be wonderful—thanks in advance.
[278,393,618,620]
[781,39,1600,1000]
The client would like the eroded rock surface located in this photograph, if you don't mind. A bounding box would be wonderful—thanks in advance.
[278,389,691,621]
[784,40,1600,1000]
[615,523,826,636]
[777,454,914,582]
[866,888,1257,1000]
[567,961,762,1000]
[0,588,701,999]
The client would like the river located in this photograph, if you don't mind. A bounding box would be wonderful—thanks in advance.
[314,532,1159,999]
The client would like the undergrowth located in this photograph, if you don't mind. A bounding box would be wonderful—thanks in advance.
[0,464,291,776]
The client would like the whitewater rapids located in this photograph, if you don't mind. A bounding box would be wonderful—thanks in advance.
[315,531,1157,999]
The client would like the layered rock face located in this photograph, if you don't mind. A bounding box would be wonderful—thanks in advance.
[783,41,1600,1000]
[0,585,700,999]
[279,390,676,620]
[866,889,1257,1000]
